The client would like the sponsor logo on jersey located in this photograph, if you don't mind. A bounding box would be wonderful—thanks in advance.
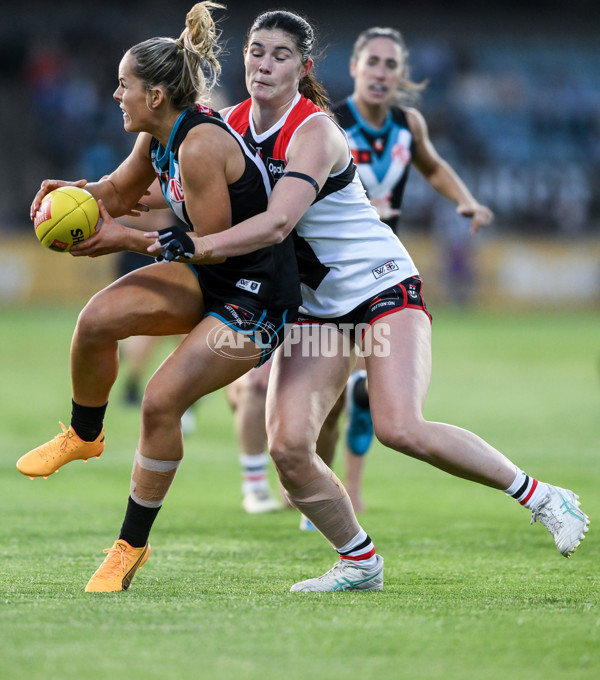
[266,157,286,181]
[235,278,262,294]
[372,260,399,280]
[369,299,396,314]
[169,178,184,204]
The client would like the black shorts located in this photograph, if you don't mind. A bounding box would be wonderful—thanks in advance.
[296,276,431,342]
[187,265,298,366]
[204,296,297,367]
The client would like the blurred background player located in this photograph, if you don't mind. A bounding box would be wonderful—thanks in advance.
[331,26,494,510]
[225,363,281,513]
[226,362,342,524]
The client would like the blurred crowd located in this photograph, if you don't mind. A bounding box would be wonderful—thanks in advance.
[2,1,598,236]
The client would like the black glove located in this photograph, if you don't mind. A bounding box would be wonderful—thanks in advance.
[155,226,196,262]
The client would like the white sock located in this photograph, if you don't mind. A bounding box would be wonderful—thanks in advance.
[239,452,269,495]
[336,528,378,569]
[504,467,549,509]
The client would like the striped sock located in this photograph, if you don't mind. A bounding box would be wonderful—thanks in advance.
[239,452,269,494]
[504,467,549,509]
[336,529,377,569]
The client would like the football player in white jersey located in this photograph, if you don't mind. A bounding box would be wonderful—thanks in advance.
[148,9,589,592]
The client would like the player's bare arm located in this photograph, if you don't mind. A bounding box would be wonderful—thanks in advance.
[69,134,164,257]
[146,115,346,263]
[176,125,236,237]
[86,133,157,216]
[30,134,155,221]
[141,179,169,210]
[406,107,493,233]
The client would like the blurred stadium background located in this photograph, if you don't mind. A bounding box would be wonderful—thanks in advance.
[1,0,598,308]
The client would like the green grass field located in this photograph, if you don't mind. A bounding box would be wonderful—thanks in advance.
[1,305,598,680]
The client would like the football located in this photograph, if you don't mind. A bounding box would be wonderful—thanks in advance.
[34,186,100,252]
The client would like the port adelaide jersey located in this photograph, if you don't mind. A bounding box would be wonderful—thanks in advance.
[332,97,415,221]
[149,105,300,311]
[225,94,418,318]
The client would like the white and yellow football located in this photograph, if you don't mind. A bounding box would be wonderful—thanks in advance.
[34,186,100,252]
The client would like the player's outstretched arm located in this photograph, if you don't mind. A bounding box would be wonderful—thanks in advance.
[407,107,493,234]
[31,133,156,222]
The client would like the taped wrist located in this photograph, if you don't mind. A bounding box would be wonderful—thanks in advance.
[155,225,195,262]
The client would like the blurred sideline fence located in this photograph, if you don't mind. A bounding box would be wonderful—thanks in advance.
[2,2,598,316]
[3,232,598,310]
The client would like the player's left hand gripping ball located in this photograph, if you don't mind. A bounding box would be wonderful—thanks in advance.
[34,186,100,252]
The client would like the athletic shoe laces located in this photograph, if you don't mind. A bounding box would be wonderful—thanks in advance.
[57,422,75,451]
[37,422,73,461]
[97,543,130,580]
[531,489,583,529]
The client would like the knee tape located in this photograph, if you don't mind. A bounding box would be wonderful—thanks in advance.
[286,470,360,548]
[130,450,181,509]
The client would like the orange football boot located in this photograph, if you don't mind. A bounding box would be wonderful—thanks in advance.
[16,422,104,478]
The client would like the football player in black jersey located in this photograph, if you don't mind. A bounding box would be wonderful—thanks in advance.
[18,2,301,593]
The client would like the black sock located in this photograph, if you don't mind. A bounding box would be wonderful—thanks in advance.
[70,400,107,441]
[352,376,370,409]
[119,496,161,548]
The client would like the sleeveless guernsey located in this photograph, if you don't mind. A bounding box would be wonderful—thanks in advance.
[225,94,418,318]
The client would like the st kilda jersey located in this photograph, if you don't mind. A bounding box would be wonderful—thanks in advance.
[149,105,300,311]
[225,94,418,318]
[332,97,415,229]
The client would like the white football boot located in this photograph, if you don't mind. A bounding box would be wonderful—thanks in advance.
[242,488,282,514]
[290,554,383,592]
[530,485,589,557]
